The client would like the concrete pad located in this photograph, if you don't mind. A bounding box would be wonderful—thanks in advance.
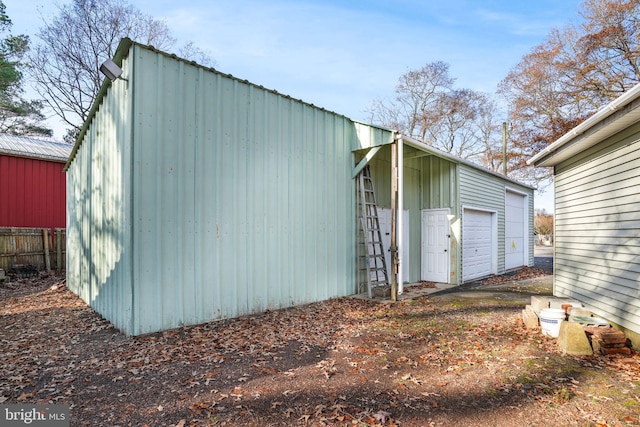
[557,322,593,356]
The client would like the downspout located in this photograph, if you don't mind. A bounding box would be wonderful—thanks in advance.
[397,135,404,294]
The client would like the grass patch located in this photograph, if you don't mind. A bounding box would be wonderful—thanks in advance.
[515,374,537,384]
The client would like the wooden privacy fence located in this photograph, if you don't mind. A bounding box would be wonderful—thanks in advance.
[0,227,66,272]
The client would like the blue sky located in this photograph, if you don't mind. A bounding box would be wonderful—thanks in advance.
[5,0,585,211]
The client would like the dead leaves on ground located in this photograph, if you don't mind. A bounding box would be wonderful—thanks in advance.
[1,274,639,426]
[480,267,551,285]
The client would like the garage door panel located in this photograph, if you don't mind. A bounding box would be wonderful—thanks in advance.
[463,209,493,281]
[505,191,526,270]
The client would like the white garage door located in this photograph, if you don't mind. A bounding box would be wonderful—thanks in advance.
[505,191,526,270]
[463,208,494,281]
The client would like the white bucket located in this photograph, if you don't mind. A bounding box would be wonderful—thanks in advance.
[540,308,566,337]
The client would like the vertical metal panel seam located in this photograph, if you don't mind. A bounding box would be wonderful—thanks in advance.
[128,46,137,334]
[193,66,201,320]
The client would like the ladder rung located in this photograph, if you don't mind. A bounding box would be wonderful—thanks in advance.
[360,268,386,276]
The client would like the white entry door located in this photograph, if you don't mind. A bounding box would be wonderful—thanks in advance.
[421,209,450,283]
[505,190,527,270]
[378,208,409,283]
[463,208,495,281]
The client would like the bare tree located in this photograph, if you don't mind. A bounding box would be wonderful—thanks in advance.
[426,89,498,162]
[534,209,554,237]
[368,62,501,163]
[368,61,454,141]
[499,0,640,185]
[498,29,588,184]
[177,41,216,69]
[28,0,214,139]
[576,0,640,97]
[476,98,503,173]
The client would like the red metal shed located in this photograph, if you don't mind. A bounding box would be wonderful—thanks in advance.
[0,134,71,231]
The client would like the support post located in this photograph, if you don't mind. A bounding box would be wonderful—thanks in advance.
[42,228,51,272]
[55,229,62,272]
[397,136,404,294]
[390,141,398,302]
[502,122,507,176]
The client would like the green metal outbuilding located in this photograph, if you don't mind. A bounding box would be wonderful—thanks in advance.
[66,39,534,335]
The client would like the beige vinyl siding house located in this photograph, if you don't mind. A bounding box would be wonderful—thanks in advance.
[530,83,640,345]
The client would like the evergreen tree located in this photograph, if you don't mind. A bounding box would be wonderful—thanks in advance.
[0,1,50,136]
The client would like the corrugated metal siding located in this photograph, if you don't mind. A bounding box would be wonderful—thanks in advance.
[365,151,423,284]
[129,46,356,335]
[66,152,81,298]
[0,155,66,230]
[66,56,133,334]
[353,122,394,150]
[361,151,458,284]
[459,165,534,281]
[420,156,456,211]
[554,127,640,335]
[403,164,421,282]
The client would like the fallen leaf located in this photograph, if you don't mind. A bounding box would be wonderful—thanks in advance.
[373,410,391,423]
[17,392,34,402]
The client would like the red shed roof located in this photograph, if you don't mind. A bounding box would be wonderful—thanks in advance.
[0,134,71,163]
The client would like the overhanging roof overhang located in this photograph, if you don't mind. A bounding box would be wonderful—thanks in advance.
[399,133,535,189]
[529,83,640,167]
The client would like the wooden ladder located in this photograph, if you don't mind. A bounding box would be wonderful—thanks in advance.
[358,165,389,298]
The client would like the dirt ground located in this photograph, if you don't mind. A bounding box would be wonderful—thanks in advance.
[1,270,639,427]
